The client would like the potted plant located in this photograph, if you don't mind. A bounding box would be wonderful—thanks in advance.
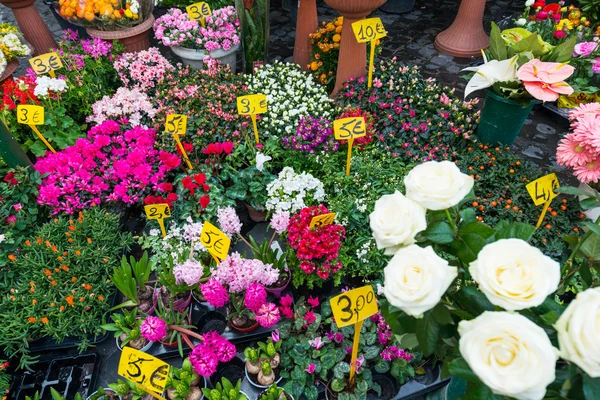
[108,379,156,400]
[223,165,276,222]
[153,6,240,71]
[26,388,84,400]
[244,338,282,388]
[233,0,269,72]
[202,377,248,400]
[165,358,207,400]
[101,308,153,352]
[0,23,31,83]
[257,384,294,400]
[112,251,157,314]
[156,253,194,312]
[87,387,122,400]
[152,297,194,354]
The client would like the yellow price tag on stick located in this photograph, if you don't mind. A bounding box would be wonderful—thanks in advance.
[186,2,211,27]
[351,18,386,89]
[310,212,336,229]
[330,285,378,386]
[144,204,171,238]
[29,52,63,78]
[165,114,193,170]
[16,105,55,154]
[333,117,366,176]
[526,173,560,228]
[237,94,267,144]
[200,221,231,263]
[118,347,170,398]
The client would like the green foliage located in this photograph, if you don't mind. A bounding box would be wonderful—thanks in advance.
[100,307,141,347]
[202,377,246,400]
[235,0,268,70]
[258,384,289,400]
[221,165,276,211]
[166,358,204,400]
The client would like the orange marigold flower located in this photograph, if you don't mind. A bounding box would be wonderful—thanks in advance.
[54,268,60,273]
[68,225,75,231]
[29,287,35,293]
[32,299,37,305]
[68,238,73,243]
[103,258,108,263]
[37,238,42,244]
[25,240,31,246]
[41,317,49,324]
[10,295,15,300]
[69,219,74,225]
[71,277,77,282]
[79,297,84,302]
[54,218,58,223]
[44,269,51,275]
[63,251,68,256]
[75,250,81,256]
[7,254,16,261]
[61,265,69,271]
[57,256,64,261]
[27,317,36,323]
[51,246,58,252]
[78,211,83,218]
[51,281,57,286]
[45,240,51,246]
[50,302,55,307]
[65,296,74,306]
[87,238,92,243]
[65,232,70,237]
[29,281,35,286]
[98,295,104,301]
[83,284,92,290]
[59,306,65,311]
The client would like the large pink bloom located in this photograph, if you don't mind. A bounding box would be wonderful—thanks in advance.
[556,133,595,168]
[517,59,575,102]
[255,302,280,328]
[569,103,600,121]
[574,160,600,184]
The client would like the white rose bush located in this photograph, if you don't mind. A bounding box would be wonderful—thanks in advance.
[375,160,600,400]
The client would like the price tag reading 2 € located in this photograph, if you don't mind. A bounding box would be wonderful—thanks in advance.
[310,212,336,229]
[144,204,171,238]
[330,285,378,328]
[186,2,211,21]
[29,52,63,77]
[200,221,231,262]
[118,347,170,396]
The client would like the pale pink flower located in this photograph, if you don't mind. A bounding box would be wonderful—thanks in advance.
[569,103,600,121]
[270,210,290,234]
[517,59,575,102]
[217,206,242,235]
[309,336,324,350]
[556,133,595,168]
[574,160,600,184]
[173,259,204,286]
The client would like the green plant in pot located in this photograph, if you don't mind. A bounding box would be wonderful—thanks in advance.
[165,358,205,400]
[244,346,261,375]
[224,165,276,214]
[154,296,195,357]
[101,308,150,351]
[258,338,282,369]
[108,379,155,400]
[258,384,293,400]
[156,253,194,311]
[88,387,121,400]
[111,251,156,313]
[25,388,84,400]
[202,377,247,400]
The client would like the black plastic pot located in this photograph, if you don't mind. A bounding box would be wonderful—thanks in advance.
[212,356,245,387]
[380,0,416,14]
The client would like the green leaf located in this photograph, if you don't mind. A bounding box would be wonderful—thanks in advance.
[331,378,346,392]
[304,385,318,400]
[547,36,577,63]
[584,222,600,237]
[399,333,419,349]
[454,286,494,317]
[448,358,480,383]
[510,33,544,57]
[459,221,495,239]
[461,381,496,400]
[374,359,390,374]
[320,352,336,370]
[415,311,440,356]
[580,197,599,211]
[459,208,476,225]
[556,186,596,197]
[363,345,380,360]
[580,233,600,261]
[539,310,560,326]
[583,375,600,400]
[432,304,454,325]
[489,22,507,60]
[423,221,456,244]
[493,222,536,241]
[457,233,487,264]
[580,259,593,288]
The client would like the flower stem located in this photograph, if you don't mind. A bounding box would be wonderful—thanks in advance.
[170,325,204,341]
[445,209,457,231]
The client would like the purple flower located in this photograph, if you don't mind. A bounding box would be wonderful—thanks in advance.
[573,42,599,57]
[309,336,325,350]
[305,363,316,374]
[140,316,167,342]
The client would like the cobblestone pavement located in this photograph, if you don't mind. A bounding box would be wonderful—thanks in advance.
[0,0,572,177]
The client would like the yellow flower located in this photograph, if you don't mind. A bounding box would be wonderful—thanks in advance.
[556,19,573,30]
[124,9,133,18]
[332,34,341,43]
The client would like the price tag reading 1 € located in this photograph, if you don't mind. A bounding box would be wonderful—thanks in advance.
[17,105,56,154]
[186,1,211,26]
[526,173,560,228]
[351,18,386,89]
[29,52,63,78]
[118,347,169,398]
[200,221,231,263]
[310,212,336,229]
[144,204,171,238]
[237,94,267,144]
[333,117,366,176]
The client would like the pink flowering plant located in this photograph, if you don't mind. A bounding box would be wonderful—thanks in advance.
[35,120,181,215]
[87,86,158,127]
[567,39,600,95]
[113,47,174,94]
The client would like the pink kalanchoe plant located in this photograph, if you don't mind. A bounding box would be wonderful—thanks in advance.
[517,59,575,102]
[140,316,168,342]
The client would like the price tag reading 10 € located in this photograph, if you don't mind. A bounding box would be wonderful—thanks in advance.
[333,117,366,140]
[330,285,378,328]
[200,221,231,261]
[118,347,170,395]
[29,52,63,75]
[186,1,211,20]
[310,212,336,229]
[526,173,560,206]
[351,18,387,43]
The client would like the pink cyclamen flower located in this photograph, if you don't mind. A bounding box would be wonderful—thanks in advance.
[244,283,267,313]
[279,294,293,308]
[307,296,320,308]
[217,206,242,235]
[270,209,290,234]
[140,316,167,342]
[309,336,324,350]
[517,59,575,102]
[303,310,316,325]
[271,330,280,342]
[255,302,280,328]
[200,278,230,308]
[13,203,22,211]
[573,42,598,57]
[305,363,316,374]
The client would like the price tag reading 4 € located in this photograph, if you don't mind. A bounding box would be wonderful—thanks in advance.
[237,94,267,115]
[118,347,170,395]
[29,52,63,76]
[200,221,231,261]
[330,285,378,328]
[526,173,560,206]
[165,114,187,135]
[186,1,211,20]
[17,105,44,125]
[333,117,366,140]
[351,18,387,43]
[310,212,336,229]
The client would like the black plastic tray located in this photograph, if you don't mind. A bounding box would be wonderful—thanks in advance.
[8,353,99,400]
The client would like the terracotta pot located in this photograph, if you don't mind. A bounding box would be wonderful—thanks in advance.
[86,15,155,53]
[0,59,19,84]
[324,0,388,96]
[265,269,291,299]
[0,0,57,56]
[244,202,267,222]
[434,0,489,58]
[292,0,318,70]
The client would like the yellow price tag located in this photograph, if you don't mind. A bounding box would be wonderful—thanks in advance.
[29,52,63,77]
[310,212,336,229]
[118,347,170,396]
[333,117,366,140]
[237,94,267,144]
[144,204,171,238]
[186,2,211,20]
[200,221,231,262]
[351,18,387,43]
[330,285,378,328]
[165,114,187,135]
[17,105,44,125]
[526,173,559,207]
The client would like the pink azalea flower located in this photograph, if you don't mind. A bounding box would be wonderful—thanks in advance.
[255,302,280,328]
[140,316,167,342]
[517,59,575,102]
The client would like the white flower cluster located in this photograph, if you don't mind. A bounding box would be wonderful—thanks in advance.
[0,33,31,58]
[355,240,372,263]
[266,166,325,214]
[33,76,68,97]
[141,217,207,267]
[243,61,334,137]
[0,52,6,77]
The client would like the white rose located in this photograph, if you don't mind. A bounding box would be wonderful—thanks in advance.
[525,0,534,6]
[459,311,557,400]
[383,245,457,317]
[404,161,474,210]
[555,287,600,377]
[469,239,560,311]
[516,18,527,26]
[369,191,427,255]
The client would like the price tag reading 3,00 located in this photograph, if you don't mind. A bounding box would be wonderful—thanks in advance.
[118,347,170,396]
[186,2,211,20]
[29,52,63,76]
[330,286,378,328]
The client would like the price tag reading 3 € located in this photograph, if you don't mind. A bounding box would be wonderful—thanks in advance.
[200,221,231,261]
[526,173,560,206]
[310,212,336,229]
[351,18,387,43]
[118,347,170,395]
[333,117,366,140]
[17,105,44,125]
[29,52,63,76]
[186,2,211,20]
[165,114,187,135]
[330,285,378,328]
[237,94,267,115]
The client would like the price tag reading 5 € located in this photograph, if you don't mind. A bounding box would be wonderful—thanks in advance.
[310,212,336,229]
[17,105,44,125]
[333,117,366,140]
[118,347,170,395]
[330,285,378,328]
[351,18,387,43]
[526,173,560,206]
[186,1,211,20]
[165,114,187,135]
[29,52,63,75]
[237,94,267,115]
[200,221,231,261]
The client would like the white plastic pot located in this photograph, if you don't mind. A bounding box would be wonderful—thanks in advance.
[115,337,153,353]
[209,43,240,73]
[244,365,282,389]
[171,46,208,70]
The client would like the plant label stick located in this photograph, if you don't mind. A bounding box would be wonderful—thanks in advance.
[351,18,386,89]
[186,1,211,27]
[165,114,193,170]
[144,204,171,237]
[330,285,378,386]
[29,52,63,78]
[526,173,560,228]
[237,94,267,144]
[310,212,336,229]
[333,117,366,176]
[118,347,170,399]
[16,105,55,153]
[200,221,231,264]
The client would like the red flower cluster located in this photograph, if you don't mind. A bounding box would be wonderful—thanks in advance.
[144,192,178,209]
[182,173,211,209]
[176,142,194,157]
[287,205,345,280]
[1,77,38,111]
[530,1,561,22]
[337,107,375,148]
[202,142,234,155]
[3,172,18,186]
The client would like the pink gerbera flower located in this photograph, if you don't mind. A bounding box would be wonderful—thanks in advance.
[556,133,595,168]
[569,103,600,121]
[573,160,600,184]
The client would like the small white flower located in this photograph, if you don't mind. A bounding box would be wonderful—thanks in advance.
[525,0,534,6]
[0,234,5,244]
[516,18,527,26]
[255,152,272,172]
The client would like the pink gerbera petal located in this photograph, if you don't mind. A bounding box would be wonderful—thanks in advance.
[574,159,600,184]
[556,133,595,168]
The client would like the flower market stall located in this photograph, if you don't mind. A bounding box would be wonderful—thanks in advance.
[0,1,599,400]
